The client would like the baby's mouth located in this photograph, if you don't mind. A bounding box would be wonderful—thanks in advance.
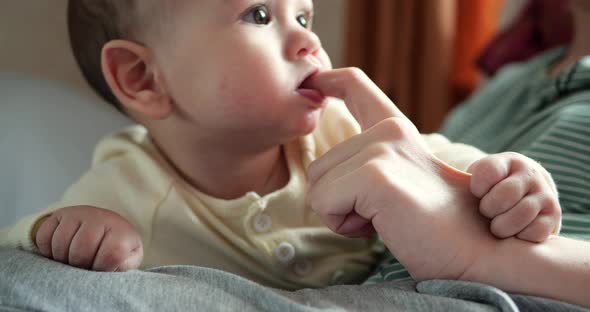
[297,71,325,105]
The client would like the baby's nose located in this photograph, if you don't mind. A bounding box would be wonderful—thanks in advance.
[287,29,322,61]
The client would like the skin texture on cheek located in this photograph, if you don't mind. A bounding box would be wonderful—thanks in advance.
[215,73,270,123]
[218,79,229,98]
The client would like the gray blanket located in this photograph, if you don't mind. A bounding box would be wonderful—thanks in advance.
[0,248,586,312]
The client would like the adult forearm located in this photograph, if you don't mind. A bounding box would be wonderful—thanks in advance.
[464,236,590,309]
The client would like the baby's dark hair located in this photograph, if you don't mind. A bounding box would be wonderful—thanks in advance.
[67,0,165,113]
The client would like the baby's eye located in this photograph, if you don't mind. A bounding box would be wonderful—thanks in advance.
[296,14,310,28]
[296,15,307,28]
[243,5,271,25]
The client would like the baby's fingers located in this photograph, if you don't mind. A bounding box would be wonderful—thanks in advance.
[490,194,544,238]
[35,216,60,259]
[68,223,105,270]
[51,219,82,264]
[517,214,558,243]
[518,195,561,242]
[468,154,511,198]
[92,228,143,272]
[479,176,527,218]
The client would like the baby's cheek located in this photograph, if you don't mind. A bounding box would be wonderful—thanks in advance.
[318,48,333,70]
[217,79,230,99]
[218,70,275,98]
[215,77,265,115]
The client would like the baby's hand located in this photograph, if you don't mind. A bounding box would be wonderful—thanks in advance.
[468,152,561,243]
[34,206,143,271]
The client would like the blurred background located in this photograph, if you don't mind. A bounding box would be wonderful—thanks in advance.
[0,0,575,227]
[0,0,573,132]
[0,1,349,100]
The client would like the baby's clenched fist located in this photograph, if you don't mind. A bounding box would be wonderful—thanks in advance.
[34,206,143,272]
[468,152,562,243]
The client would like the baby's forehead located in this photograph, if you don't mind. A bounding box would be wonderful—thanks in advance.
[145,0,315,26]
[190,0,314,12]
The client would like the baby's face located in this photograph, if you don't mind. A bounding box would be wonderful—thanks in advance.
[153,0,331,143]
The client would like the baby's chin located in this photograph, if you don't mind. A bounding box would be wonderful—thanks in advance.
[290,106,325,138]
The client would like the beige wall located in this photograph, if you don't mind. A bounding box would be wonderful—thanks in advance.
[0,1,348,93]
[314,0,348,68]
[0,1,87,90]
[0,1,527,91]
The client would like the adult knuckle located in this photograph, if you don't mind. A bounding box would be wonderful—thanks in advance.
[364,160,390,184]
[344,67,366,83]
[308,190,330,217]
[364,159,383,175]
[363,143,390,158]
[375,117,409,139]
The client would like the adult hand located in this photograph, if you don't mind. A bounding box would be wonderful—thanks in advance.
[306,68,496,281]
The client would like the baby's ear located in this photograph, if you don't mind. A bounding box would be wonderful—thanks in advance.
[101,40,172,120]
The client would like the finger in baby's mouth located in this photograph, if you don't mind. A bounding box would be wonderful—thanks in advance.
[298,69,320,90]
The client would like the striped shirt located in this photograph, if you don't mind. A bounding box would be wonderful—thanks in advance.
[365,48,590,284]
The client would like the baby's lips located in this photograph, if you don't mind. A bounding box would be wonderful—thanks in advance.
[297,88,326,105]
[297,71,327,105]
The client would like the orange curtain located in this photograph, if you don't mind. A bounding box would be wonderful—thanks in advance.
[452,0,506,104]
[345,0,504,133]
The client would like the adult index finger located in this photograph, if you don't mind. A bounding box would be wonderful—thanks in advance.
[303,68,408,131]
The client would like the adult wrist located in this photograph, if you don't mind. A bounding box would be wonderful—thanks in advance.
[459,235,590,309]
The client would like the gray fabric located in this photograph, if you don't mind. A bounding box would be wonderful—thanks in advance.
[1,249,588,312]
[417,281,519,312]
[418,281,589,312]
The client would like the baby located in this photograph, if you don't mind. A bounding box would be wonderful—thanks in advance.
[0,0,561,290]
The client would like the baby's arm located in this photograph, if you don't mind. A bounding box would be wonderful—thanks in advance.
[33,206,143,272]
